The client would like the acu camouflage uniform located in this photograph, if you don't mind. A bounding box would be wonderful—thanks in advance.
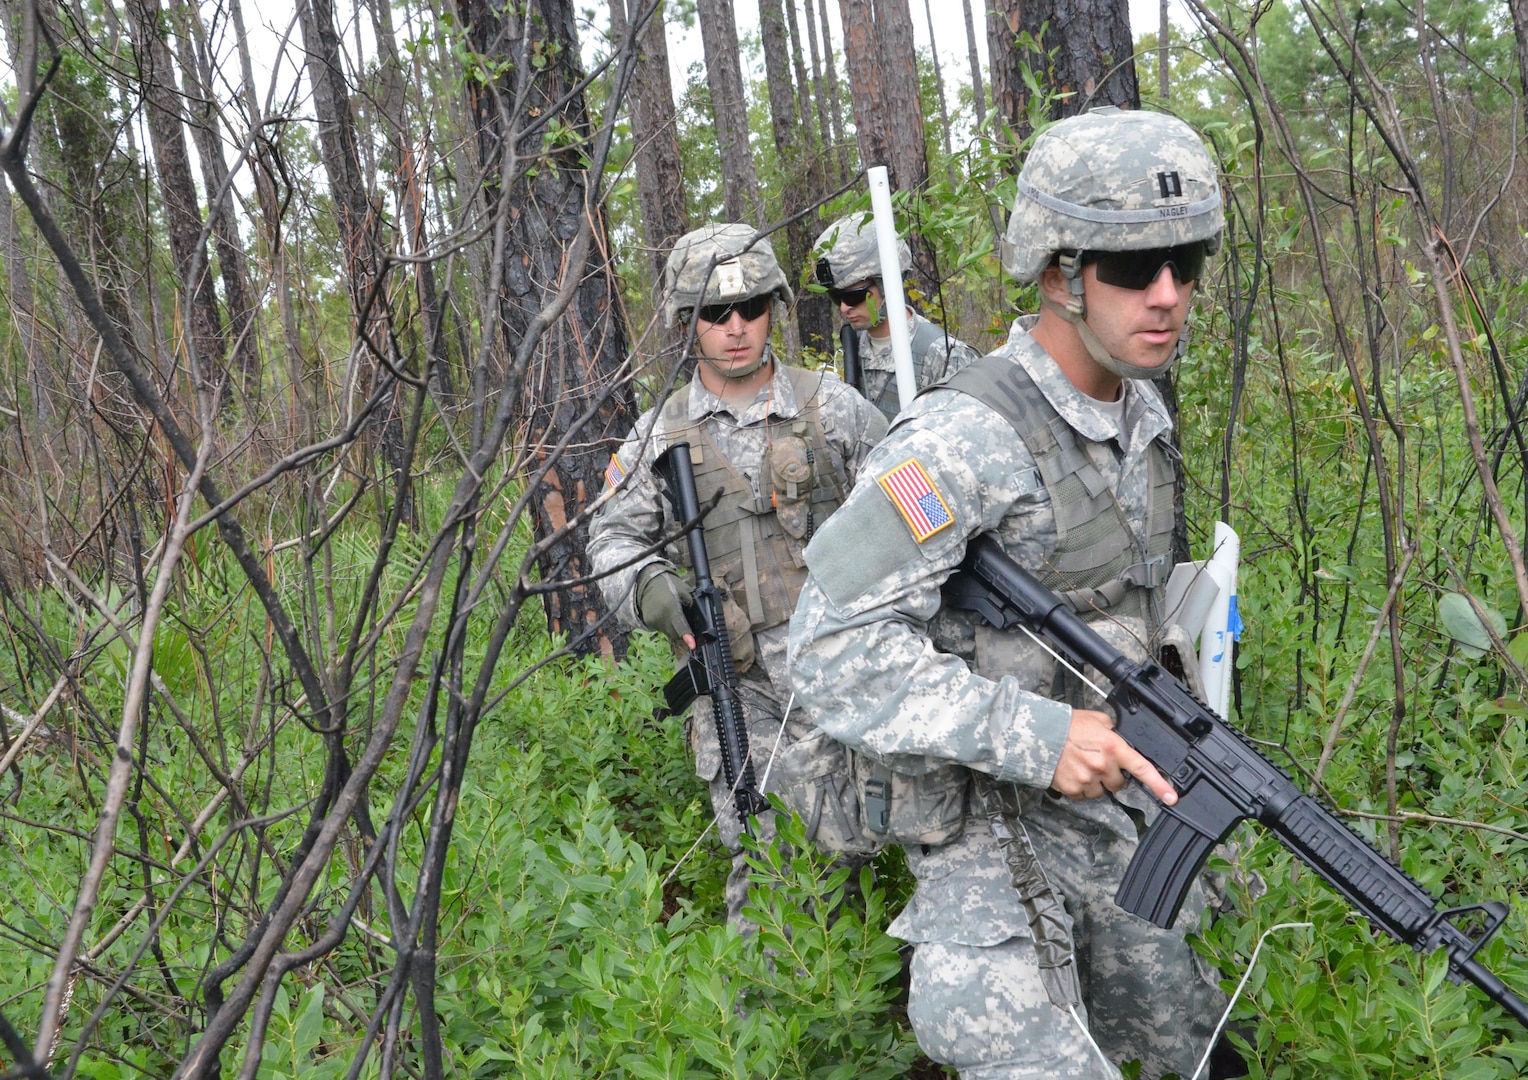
[814,211,982,421]
[588,356,887,926]
[790,108,1231,1078]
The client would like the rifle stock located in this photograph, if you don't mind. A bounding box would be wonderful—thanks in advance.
[653,443,770,823]
[945,534,1528,1027]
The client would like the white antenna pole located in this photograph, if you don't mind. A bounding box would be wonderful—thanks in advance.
[867,166,918,409]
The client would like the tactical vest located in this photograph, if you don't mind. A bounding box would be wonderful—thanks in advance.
[658,366,850,636]
[943,354,1176,621]
[864,316,952,419]
[859,352,1178,847]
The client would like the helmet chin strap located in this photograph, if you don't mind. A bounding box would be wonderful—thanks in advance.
[699,341,773,381]
[1053,253,1184,382]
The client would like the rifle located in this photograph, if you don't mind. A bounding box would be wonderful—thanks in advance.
[840,322,864,396]
[943,534,1528,1027]
[653,443,771,823]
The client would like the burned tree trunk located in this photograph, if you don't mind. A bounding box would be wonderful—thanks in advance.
[462,0,636,659]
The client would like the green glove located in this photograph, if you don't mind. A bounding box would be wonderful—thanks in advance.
[636,564,694,644]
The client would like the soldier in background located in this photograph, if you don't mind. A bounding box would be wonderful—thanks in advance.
[812,211,981,421]
[588,223,886,928]
[789,109,1230,1076]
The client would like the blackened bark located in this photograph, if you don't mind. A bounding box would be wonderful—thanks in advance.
[696,0,764,224]
[462,0,636,659]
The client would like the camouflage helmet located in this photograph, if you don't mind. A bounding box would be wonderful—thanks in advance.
[1002,107,1223,284]
[662,223,792,327]
[812,211,909,289]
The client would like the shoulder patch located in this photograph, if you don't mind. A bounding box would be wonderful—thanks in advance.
[604,453,626,491]
[878,458,955,542]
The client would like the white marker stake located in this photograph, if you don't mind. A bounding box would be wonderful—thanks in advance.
[867,166,917,410]
[1197,521,1242,719]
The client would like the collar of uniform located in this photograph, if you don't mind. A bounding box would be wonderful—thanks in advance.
[862,309,919,370]
[1008,323,1173,448]
[686,348,801,425]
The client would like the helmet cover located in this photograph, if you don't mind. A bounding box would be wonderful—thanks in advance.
[813,211,910,289]
[663,223,792,327]
[1003,107,1223,284]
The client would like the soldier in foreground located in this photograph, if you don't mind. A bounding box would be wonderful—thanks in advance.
[812,211,981,421]
[588,223,886,927]
[789,109,1230,1077]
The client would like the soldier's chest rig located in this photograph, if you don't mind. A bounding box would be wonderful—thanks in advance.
[865,355,1178,846]
[944,354,1177,624]
[659,367,850,638]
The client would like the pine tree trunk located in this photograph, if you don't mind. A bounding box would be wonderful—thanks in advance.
[611,0,689,337]
[1159,0,1170,102]
[696,0,764,225]
[759,0,826,356]
[1515,0,1528,142]
[924,0,954,159]
[991,0,1140,151]
[462,0,636,660]
[800,0,839,187]
[838,0,935,292]
[818,0,851,184]
[171,0,261,399]
[124,0,229,408]
[964,0,987,130]
[370,0,455,400]
[297,0,412,518]
[230,0,310,428]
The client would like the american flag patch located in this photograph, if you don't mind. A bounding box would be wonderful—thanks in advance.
[604,453,626,491]
[878,458,954,542]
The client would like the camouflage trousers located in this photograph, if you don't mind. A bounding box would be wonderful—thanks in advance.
[696,679,878,928]
[904,789,1226,1079]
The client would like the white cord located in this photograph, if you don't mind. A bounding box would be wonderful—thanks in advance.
[1059,919,1312,1080]
[1017,623,1110,700]
[754,690,792,794]
[1066,1003,1121,1078]
[659,691,793,891]
[1187,921,1313,1080]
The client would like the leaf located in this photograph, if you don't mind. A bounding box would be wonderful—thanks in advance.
[1439,592,1506,659]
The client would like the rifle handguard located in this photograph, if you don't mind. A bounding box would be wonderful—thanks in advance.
[654,443,770,823]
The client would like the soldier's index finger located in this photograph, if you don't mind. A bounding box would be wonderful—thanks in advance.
[1121,741,1178,806]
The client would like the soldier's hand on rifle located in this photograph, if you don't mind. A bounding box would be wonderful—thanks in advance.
[637,564,696,649]
[1051,707,1178,806]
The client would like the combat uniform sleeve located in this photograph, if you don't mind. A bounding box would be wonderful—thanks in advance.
[787,406,1073,790]
[586,415,673,631]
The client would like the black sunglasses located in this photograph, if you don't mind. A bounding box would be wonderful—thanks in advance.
[696,293,773,324]
[827,285,872,307]
[1084,242,1208,290]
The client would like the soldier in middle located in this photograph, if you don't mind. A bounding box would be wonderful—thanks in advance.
[813,211,981,421]
[587,222,887,928]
